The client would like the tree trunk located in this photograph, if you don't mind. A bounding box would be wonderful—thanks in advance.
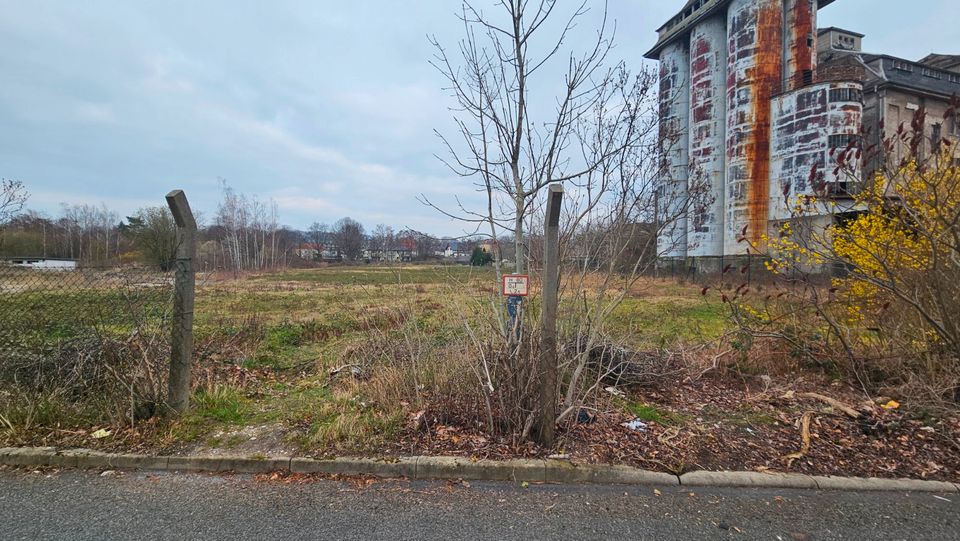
[514,196,524,274]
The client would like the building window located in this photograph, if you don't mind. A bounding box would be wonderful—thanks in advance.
[892,60,913,72]
[829,87,862,103]
[834,34,856,51]
[802,70,813,85]
[829,134,861,149]
[932,122,942,146]
[951,113,960,136]
[921,68,943,79]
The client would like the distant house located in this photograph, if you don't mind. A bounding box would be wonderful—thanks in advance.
[390,248,413,262]
[296,236,340,262]
[435,239,470,262]
[295,243,320,260]
[3,257,78,271]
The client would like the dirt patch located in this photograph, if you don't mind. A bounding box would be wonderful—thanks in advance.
[186,423,298,457]
[392,373,960,482]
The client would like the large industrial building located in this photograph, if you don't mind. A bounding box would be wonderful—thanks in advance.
[648,0,960,271]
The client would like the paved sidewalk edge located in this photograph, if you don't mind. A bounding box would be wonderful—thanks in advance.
[0,447,956,493]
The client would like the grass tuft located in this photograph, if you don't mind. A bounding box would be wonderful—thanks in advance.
[621,401,687,427]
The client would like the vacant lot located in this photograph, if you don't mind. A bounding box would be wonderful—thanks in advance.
[1,264,957,482]
[174,265,729,455]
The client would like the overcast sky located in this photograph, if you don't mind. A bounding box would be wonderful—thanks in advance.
[1,0,956,235]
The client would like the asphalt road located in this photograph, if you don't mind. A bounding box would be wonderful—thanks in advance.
[0,467,957,540]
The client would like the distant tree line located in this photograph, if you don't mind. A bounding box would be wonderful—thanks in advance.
[0,179,481,270]
[3,178,652,271]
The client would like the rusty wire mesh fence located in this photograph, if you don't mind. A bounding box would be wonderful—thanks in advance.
[0,263,175,426]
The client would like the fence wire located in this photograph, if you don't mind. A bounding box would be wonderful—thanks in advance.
[0,263,175,423]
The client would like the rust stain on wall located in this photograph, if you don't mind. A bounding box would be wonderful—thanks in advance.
[690,36,713,124]
[745,4,782,246]
[788,0,815,90]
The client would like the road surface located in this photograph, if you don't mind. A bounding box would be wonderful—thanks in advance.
[0,467,956,540]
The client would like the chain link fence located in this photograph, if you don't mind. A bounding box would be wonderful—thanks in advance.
[0,262,175,427]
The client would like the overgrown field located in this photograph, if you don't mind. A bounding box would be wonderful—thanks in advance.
[178,265,729,455]
[2,264,957,482]
[0,265,725,450]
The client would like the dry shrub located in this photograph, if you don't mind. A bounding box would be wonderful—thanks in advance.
[338,323,479,409]
[575,339,683,388]
[192,315,265,392]
[854,353,960,406]
[712,279,960,408]
[0,329,169,438]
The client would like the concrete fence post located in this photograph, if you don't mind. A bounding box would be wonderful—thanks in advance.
[536,183,563,447]
[165,190,197,415]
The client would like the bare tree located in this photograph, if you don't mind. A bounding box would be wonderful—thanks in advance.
[308,221,328,261]
[333,217,365,262]
[421,1,699,447]
[55,203,120,264]
[0,179,28,225]
[371,223,394,261]
[0,179,29,253]
[213,179,286,271]
[427,0,640,277]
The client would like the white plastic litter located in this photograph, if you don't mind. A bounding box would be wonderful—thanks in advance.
[621,419,648,431]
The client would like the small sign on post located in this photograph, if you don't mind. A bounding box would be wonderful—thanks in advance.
[503,274,529,340]
[502,274,529,297]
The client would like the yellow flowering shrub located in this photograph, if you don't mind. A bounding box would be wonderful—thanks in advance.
[763,152,960,360]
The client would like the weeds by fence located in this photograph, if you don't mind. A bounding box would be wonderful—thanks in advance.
[0,264,174,434]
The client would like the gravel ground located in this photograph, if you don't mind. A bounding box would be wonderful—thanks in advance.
[0,467,957,540]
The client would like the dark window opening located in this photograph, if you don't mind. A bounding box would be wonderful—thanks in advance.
[829,133,861,149]
[802,70,813,85]
[829,87,862,103]
[827,181,855,197]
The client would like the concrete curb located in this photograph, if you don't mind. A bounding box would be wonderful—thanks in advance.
[679,470,817,489]
[0,447,956,493]
[417,457,547,482]
[809,475,959,493]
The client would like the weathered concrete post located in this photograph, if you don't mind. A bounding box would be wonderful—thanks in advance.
[165,190,197,415]
[536,183,563,447]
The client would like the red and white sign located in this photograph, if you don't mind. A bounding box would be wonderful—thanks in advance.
[502,274,529,296]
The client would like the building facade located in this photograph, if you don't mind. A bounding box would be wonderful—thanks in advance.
[648,0,863,270]
[818,28,960,176]
[650,2,960,272]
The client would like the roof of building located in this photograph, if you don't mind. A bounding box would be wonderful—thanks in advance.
[645,0,836,59]
[834,52,960,98]
[918,53,960,73]
[817,26,865,38]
